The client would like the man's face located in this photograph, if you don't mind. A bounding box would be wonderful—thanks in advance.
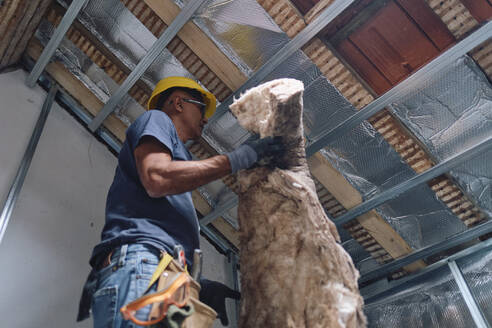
[179,92,208,140]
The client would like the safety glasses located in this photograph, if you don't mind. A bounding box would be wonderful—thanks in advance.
[120,272,191,326]
[183,98,206,117]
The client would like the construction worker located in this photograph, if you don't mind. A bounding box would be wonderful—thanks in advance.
[77,76,284,327]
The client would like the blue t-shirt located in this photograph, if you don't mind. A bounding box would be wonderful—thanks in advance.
[91,110,200,266]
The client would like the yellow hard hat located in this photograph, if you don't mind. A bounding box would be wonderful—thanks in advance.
[147,76,217,119]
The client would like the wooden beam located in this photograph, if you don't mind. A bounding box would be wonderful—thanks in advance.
[143,0,246,91]
[305,0,335,23]
[308,153,426,271]
[0,0,53,69]
[26,38,127,141]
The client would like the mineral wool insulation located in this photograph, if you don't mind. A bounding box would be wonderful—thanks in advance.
[45,0,482,263]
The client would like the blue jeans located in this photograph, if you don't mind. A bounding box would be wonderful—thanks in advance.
[90,244,160,328]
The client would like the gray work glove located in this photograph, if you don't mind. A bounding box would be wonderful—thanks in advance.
[226,136,285,173]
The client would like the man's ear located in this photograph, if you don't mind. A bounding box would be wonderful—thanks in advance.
[174,96,184,113]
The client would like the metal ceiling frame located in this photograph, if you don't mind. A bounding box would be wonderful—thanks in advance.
[363,236,492,327]
[305,20,492,156]
[360,219,492,284]
[87,0,207,132]
[24,0,492,286]
[449,260,491,328]
[26,0,88,88]
[208,0,356,124]
[200,15,492,228]
[333,137,492,228]
[0,82,58,245]
[362,236,492,302]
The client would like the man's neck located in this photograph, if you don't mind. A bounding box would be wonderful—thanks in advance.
[169,115,191,143]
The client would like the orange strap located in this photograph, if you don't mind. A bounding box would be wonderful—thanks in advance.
[120,273,190,326]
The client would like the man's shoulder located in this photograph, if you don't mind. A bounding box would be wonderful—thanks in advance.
[130,110,175,133]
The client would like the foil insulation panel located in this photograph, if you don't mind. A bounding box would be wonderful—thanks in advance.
[36,20,145,125]
[390,56,492,218]
[58,0,200,103]
[194,0,288,73]
[458,245,492,323]
[364,265,477,328]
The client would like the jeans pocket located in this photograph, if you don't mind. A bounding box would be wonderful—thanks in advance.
[92,286,118,328]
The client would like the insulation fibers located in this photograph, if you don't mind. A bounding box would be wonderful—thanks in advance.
[390,56,492,218]
[365,265,476,328]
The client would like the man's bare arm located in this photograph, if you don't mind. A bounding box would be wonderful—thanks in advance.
[135,136,231,198]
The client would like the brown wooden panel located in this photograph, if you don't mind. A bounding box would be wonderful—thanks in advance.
[337,39,392,94]
[461,0,492,22]
[396,0,455,50]
[322,0,373,38]
[290,0,321,15]
[349,1,440,85]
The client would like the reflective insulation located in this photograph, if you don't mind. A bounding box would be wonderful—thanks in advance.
[457,243,492,323]
[375,185,467,249]
[193,0,288,73]
[390,56,492,218]
[36,20,145,125]
[56,0,202,120]
[319,122,466,249]
[364,265,477,328]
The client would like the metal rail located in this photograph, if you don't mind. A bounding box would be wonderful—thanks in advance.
[305,20,492,157]
[228,250,241,324]
[200,196,238,226]
[200,224,232,254]
[334,138,491,227]
[208,0,356,124]
[449,260,491,328]
[0,83,58,244]
[87,0,207,132]
[359,219,492,284]
[38,75,123,153]
[26,0,88,88]
[362,237,492,303]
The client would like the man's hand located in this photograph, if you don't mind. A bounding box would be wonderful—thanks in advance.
[226,136,285,173]
[199,279,240,326]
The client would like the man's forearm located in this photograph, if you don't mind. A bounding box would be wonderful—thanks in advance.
[146,154,231,197]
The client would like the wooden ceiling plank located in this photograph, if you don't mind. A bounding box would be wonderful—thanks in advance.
[308,153,427,271]
[396,0,455,50]
[26,38,127,141]
[305,0,335,23]
[143,0,247,91]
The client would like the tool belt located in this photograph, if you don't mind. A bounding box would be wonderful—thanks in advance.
[120,252,216,328]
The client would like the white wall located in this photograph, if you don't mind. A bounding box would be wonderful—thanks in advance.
[0,69,236,328]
